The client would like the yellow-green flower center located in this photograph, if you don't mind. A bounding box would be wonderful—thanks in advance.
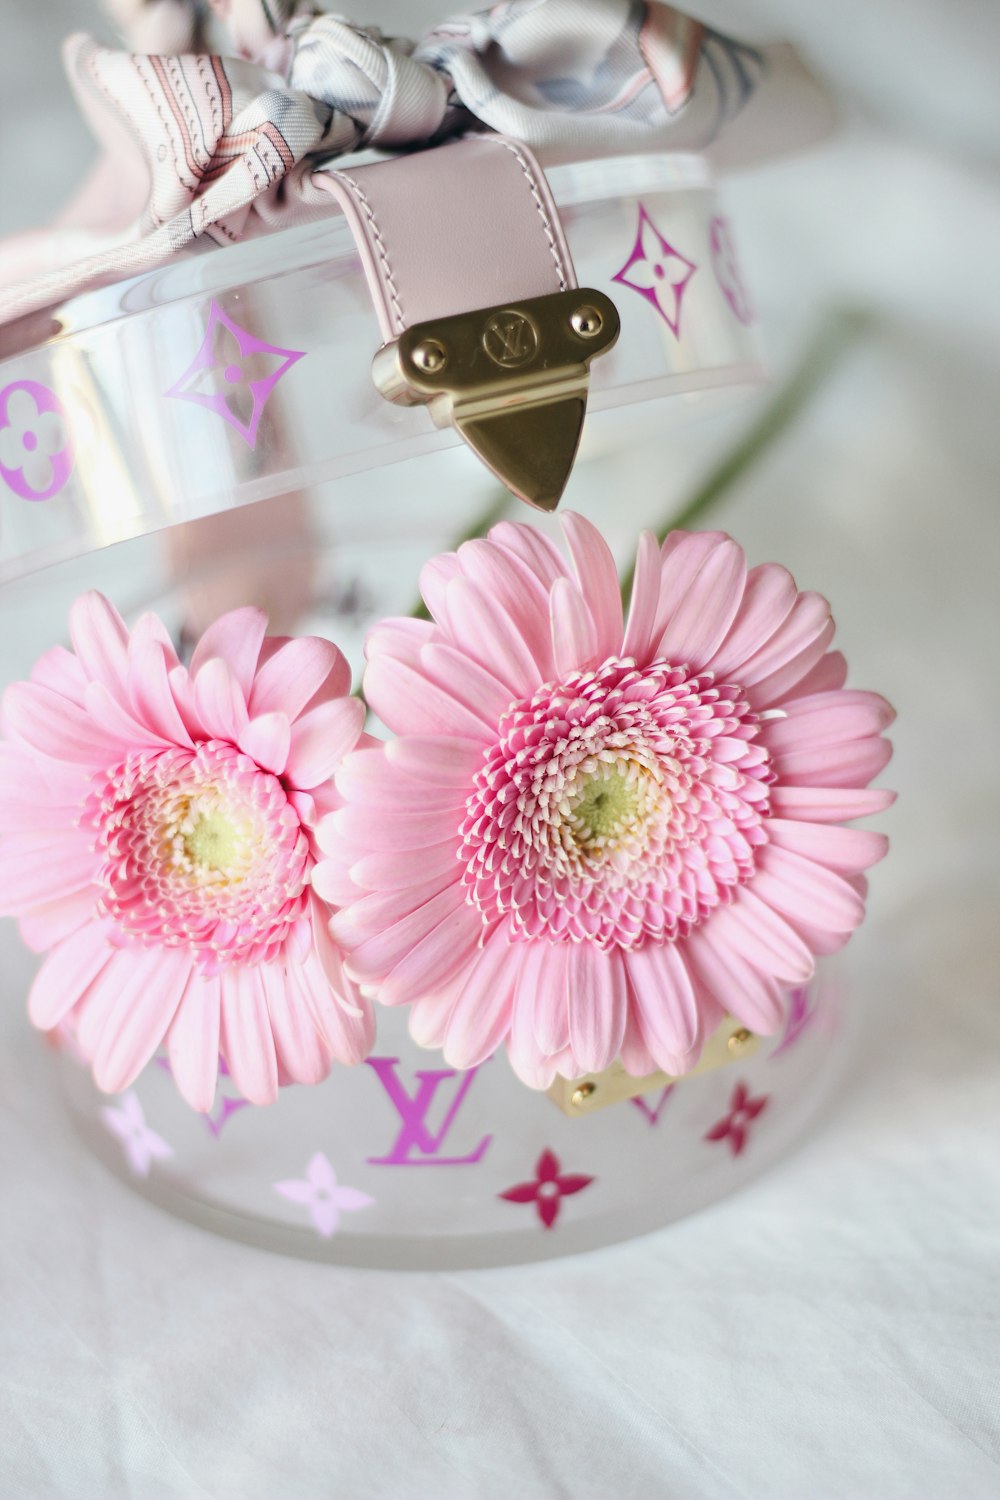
[568,762,660,854]
[182,807,247,877]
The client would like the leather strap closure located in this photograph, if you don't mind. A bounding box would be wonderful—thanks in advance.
[318,135,619,510]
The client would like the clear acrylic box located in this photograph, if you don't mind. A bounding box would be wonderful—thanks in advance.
[0,152,856,1267]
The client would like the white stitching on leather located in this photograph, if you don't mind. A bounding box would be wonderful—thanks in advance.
[488,137,569,292]
[331,169,406,333]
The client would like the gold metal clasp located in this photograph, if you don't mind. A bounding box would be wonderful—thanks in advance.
[547,1019,760,1117]
[372,288,620,511]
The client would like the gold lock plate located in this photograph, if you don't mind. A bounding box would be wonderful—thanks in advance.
[547,1019,760,1117]
[371,288,620,511]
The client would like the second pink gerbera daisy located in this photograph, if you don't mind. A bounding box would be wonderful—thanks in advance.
[0,594,373,1109]
[316,516,894,1087]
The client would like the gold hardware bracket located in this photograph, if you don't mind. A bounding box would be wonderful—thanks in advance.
[547,1019,760,1118]
[371,288,620,511]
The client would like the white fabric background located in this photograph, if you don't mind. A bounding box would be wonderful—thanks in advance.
[2,3,999,1497]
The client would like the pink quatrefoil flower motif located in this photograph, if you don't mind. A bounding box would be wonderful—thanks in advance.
[0,594,374,1110]
[499,1148,595,1230]
[613,203,697,338]
[165,301,304,448]
[704,1081,769,1157]
[274,1151,374,1238]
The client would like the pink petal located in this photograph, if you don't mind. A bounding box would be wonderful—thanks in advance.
[562,512,624,661]
[164,667,209,743]
[190,607,268,698]
[443,928,519,1068]
[713,890,816,985]
[450,542,554,680]
[31,646,88,702]
[751,844,866,934]
[284,696,365,790]
[384,734,485,787]
[768,785,896,822]
[365,616,435,671]
[408,983,461,1049]
[619,1002,658,1077]
[237,711,292,776]
[377,902,481,1005]
[68,592,130,698]
[621,530,661,661]
[337,757,463,819]
[83,680,174,752]
[364,655,495,739]
[27,919,116,1030]
[737,592,832,686]
[773,737,893,789]
[0,793,75,840]
[334,882,468,977]
[349,841,462,893]
[329,802,458,855]
[624,942,702,1072]
[19,887,95,952]
[655,537,747,669]
[310,856,364,908]
[706,563,797,678]
[684,926,786,1035]
[251,635,351,718]
[292,950,374,1063]
[508,965,562,1089]
[91,946,191,1094]
[331,870,461,946]
[417,552,462,630]
[771,650,848,704]
[260,961,331,1087]
[530,944,571,1055]
[167,973,221,1113]
[220,965,278,1106]
[192,657,250,743]
[761,692,894,754]
[748,620,838,709]
[550,575,598,677]
[0,833,99,917]
[127,611,180,671]
[128,632,194,748]
[489,520,568,590]
[566,942,627,1074]
[2,680,119,765]
[652,531,730,644]
[0,745,84,807]
[73,955,131,1060]
[766,819,889,873]
[417,642,514,726]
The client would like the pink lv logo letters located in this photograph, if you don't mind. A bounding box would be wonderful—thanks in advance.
[365,1057,492,1166]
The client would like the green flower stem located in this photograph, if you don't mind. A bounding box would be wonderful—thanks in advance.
[619,307,873,604]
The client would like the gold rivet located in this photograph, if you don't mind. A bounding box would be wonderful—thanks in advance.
[570,305,604,338]
[570,1081,597,1108]
[410,338,447,374]
[727,1027,753,1055]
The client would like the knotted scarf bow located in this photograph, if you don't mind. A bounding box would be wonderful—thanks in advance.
[0,0,789,329]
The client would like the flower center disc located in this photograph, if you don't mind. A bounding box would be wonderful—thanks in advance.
[87,741,310,967]
[460,656,773,950]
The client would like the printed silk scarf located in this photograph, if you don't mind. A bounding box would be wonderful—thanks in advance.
[0,0,769,328]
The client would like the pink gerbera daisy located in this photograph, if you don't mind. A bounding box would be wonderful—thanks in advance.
[0,594,374,1108]
[316,516,894,1088]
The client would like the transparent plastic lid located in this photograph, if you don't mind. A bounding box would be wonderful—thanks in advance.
[0,154,761,582]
